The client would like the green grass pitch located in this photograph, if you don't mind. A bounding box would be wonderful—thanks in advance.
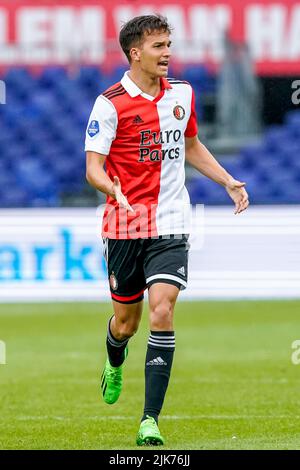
[0,300,300,450]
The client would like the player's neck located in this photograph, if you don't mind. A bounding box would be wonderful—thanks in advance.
[128,69,161,98]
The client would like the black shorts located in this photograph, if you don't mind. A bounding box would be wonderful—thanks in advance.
[103,235,190,304]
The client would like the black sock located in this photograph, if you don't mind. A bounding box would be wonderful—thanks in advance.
[142,331,175,424]
[106,316,129,367]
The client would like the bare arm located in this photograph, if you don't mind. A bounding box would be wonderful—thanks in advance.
[185,135,249,214]
[86,151,133,212]
[86,151,114,196]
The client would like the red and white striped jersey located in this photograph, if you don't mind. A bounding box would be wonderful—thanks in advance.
[85,72,198,239]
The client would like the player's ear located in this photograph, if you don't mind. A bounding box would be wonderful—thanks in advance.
[130,47,140,62]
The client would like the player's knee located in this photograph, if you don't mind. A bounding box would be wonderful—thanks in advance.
[150,301,174,330]
[115,318,139,339]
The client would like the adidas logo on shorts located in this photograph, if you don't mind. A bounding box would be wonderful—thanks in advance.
[146,356,167,366]
[177,266,185,276]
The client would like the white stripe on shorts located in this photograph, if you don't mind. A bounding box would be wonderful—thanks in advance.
[146,274,187,288]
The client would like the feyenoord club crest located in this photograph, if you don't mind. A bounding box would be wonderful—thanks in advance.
[173,105,185,120]
[109,273,118,291]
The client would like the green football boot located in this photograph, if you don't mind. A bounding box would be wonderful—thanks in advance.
[136,415,164,446]
[100,346,128,405]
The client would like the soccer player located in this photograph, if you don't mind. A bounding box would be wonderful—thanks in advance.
[85,14,249,446]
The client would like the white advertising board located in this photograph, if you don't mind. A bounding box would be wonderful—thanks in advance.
[0,206,299,302]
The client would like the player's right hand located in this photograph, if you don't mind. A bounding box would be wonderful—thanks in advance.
[111,176,134,213]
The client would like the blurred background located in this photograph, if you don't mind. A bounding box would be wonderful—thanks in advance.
[0,0,299,300]
[1,0,300,451]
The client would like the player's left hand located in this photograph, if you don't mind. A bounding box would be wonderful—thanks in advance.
[225,179,249,214]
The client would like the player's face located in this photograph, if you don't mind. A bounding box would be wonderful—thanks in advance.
[138,30,172,77]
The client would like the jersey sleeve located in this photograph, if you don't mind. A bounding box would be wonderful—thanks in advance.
[84,95,118,155]
[184,87,198,138]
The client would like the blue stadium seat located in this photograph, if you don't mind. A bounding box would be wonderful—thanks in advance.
[110,64,129,83]
[264,126,292,152]
[4,67,35,101]
[1,66,300,207]
[187,176,230,205]
[14,158,58,203]
[39,67,68,89]
[184,65,208,85]
[218,156,244,176]
[239,144,266,169]
[74,66,103,99]
[0,187,30,208]
[285,110,300,127]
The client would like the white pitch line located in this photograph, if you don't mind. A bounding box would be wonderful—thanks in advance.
[14,414,300,422]
[44,377,294,385]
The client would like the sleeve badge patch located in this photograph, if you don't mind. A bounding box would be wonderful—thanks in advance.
[87,120,100,137]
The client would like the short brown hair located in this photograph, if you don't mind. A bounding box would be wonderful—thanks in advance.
[119,14,172,63]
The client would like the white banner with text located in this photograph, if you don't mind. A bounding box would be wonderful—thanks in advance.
[0,206,299,302]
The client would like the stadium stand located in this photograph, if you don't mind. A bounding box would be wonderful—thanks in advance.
[0,66,299,207]
[188,110,300,205]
